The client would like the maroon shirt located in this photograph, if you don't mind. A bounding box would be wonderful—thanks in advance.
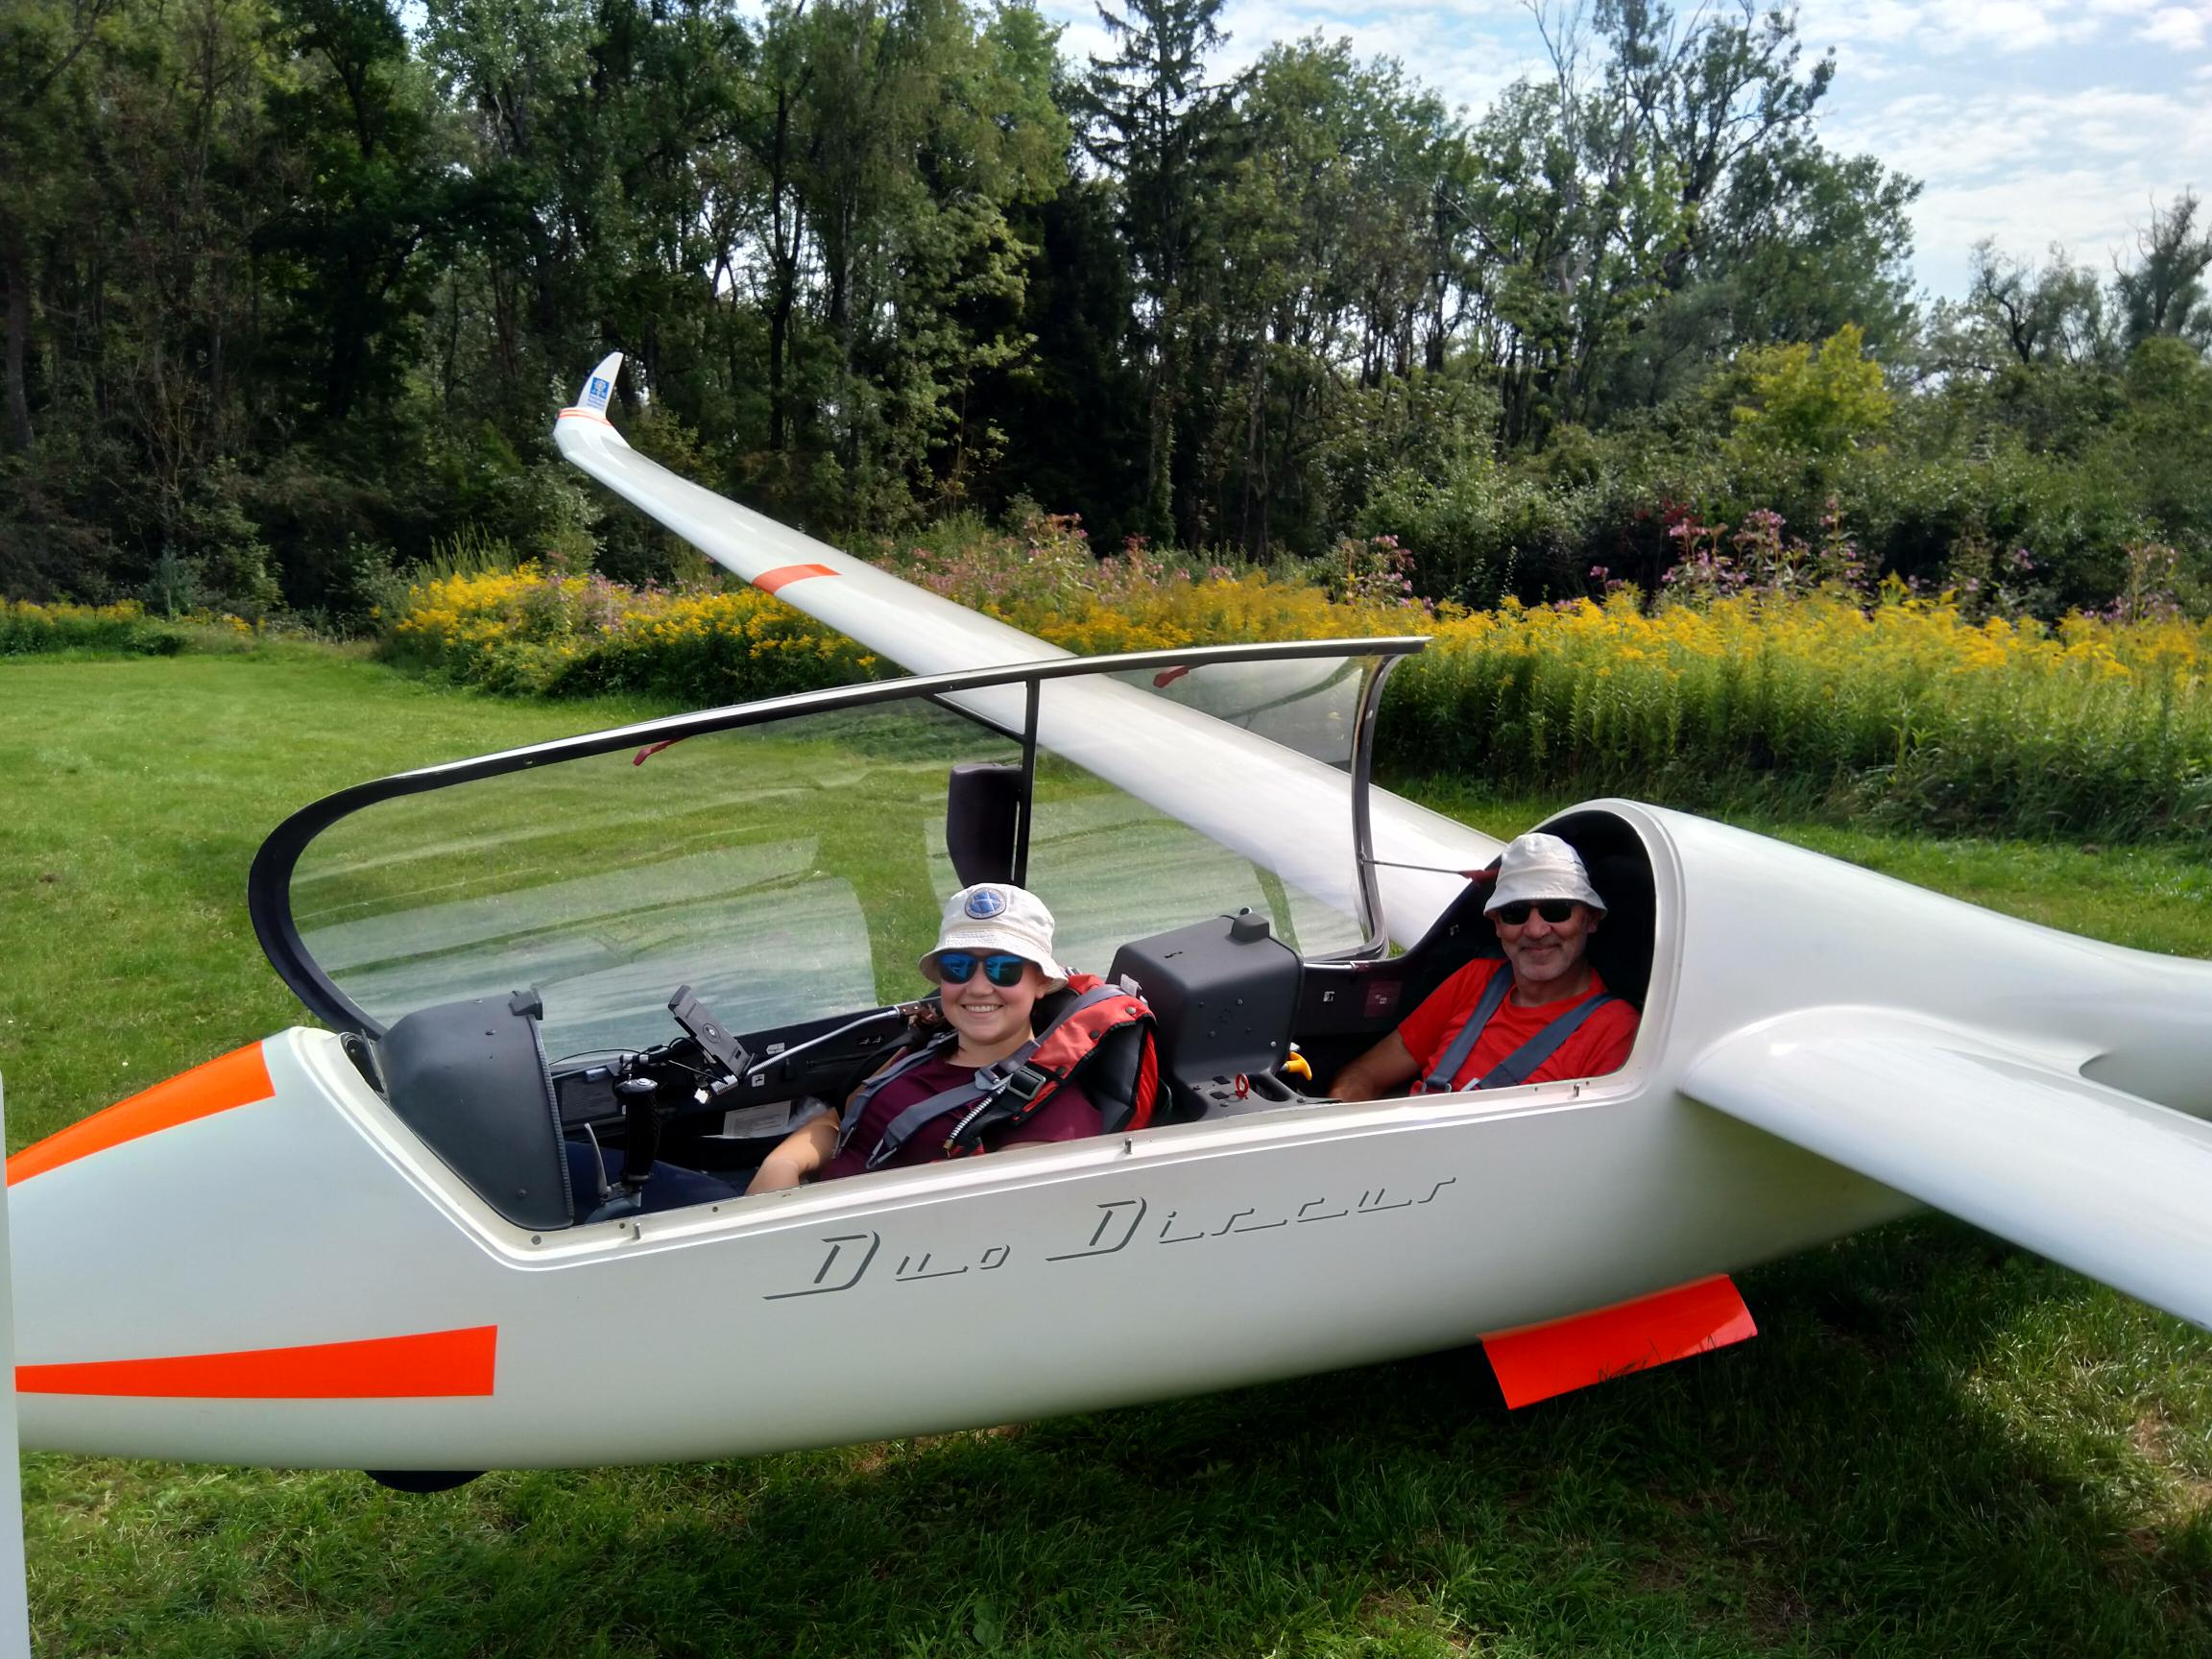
[819,1052,1101,1179]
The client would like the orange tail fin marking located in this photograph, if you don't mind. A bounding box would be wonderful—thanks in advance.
[17,1325,498,1399]
[1482,1274,1756,1408]
[7,1043,276,1186]
[755,563,838,594]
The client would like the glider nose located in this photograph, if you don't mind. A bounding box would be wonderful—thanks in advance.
[8,1031,505,1466]
[6,1042,277,1190]
[8,1043,282,1442]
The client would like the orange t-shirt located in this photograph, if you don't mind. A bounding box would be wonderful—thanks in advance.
[1398,959,1638,1092]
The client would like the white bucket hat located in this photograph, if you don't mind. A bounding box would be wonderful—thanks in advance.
[1483,832,1607,916]
[920,884,1070,991]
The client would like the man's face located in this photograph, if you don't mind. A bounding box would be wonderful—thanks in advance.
[1493,900,1598,997]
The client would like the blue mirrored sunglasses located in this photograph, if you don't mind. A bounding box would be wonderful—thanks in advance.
[934,950,1028,987]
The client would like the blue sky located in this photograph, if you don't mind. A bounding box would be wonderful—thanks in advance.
[1038,0,2210,302]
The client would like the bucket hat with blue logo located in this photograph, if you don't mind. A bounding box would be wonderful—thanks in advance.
[921,884,1069,991]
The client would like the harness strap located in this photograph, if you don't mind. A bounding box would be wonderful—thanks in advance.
[867,1071,1008,1169]
[1476,993,1619,1090]
[861,983,1133,1170]
[1417,966,1516,1094]
[1417,966,1619,1094]
[837,1036,951,1154]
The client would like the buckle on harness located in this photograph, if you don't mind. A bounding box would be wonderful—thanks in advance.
[942,1063,1054,1157]
[991,1063,1051,1106]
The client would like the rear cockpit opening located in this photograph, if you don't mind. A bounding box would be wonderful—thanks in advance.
[1539,807,1659,1014]
[1284,806,1659,1098]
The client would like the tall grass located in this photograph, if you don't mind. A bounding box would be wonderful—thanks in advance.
[374,522,2212,845]
[1382,589,2212,842]
[377,517,1422,706]
[379,565,881,702]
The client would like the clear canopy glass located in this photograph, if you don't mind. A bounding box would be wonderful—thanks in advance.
[270,645,1400,1059]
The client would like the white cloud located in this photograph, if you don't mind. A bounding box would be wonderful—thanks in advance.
[1797,0,2202,54]
[1802,0,1928,46]
[2140,6,2211,48]
[1042,0,1540,114]
[1043,0,2200,299]
[1825,84,2212,292]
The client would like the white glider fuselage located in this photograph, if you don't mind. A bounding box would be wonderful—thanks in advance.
[11,352,2209,1474]
[13,802,2211,1470]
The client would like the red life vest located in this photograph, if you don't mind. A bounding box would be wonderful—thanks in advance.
[837,974,1160,1169]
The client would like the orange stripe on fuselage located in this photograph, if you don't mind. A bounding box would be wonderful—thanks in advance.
[556,406,613,424]
[6,1043,275,1185]
[17,1325,498,1399]
[1481,1274,1756,1408]
[754,563,838,594]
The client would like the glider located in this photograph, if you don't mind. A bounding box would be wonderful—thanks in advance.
[6,354,2210,1486]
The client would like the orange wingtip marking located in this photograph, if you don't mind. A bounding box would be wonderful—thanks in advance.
[16,1325,498,1399]
[1481,1274,1756,1408]
[754,563,838,594]
[556,406,613,424]
[7,1043,275,1185]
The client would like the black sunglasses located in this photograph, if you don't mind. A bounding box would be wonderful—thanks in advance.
[934,950,1029,987]
[1492,900,1580,926]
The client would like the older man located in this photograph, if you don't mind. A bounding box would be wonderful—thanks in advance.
[1332,832,1640,1100]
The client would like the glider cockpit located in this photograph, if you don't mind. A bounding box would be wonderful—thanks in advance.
[248,639,1663,1231]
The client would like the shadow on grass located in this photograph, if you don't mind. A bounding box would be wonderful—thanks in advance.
[40,1218,2207,1659]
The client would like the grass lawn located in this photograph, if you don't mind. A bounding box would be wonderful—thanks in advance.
[6,650,2212,1657]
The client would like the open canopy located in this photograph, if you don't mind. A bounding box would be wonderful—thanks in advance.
[250,640,1424,1056]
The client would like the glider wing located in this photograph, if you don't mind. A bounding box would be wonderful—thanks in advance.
[555,354,1086,680]
[554,353,1490,939]
[1684,1011,2212,1331]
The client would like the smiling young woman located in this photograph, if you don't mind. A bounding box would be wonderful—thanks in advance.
[744,885,1100,1192]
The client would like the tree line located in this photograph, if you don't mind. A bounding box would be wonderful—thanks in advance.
[2,0,2206,621]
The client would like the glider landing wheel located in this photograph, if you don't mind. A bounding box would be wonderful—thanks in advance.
[365,1469,483,1494]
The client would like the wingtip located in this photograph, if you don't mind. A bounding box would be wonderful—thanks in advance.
[577,351,623,415]
[555,352,627,437]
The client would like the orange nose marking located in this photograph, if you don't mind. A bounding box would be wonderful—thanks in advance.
[17,1325,498,1399]
[6,1043,276,1185]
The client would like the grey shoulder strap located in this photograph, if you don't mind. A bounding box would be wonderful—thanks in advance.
[837,1036,952,1153]
[1417,964,1517,1094]
[1477,994,1621,1091]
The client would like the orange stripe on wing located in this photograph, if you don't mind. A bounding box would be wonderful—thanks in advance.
[7,1044,275,1185]
[754,563,838,594]
[17,1325,498,1399]
[1481,1274,1756,1408]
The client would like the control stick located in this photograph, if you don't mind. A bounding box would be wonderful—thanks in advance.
[615,1076,661,1189]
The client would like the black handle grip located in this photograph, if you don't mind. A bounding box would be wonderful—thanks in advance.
[616,1076,661,1183]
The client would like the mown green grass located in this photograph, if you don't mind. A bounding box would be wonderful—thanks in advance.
[6,652,2212,1657]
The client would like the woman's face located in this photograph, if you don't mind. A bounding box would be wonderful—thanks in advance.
[935,955,1048,1051]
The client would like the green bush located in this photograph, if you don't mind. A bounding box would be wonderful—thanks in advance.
[0,599,251,657]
